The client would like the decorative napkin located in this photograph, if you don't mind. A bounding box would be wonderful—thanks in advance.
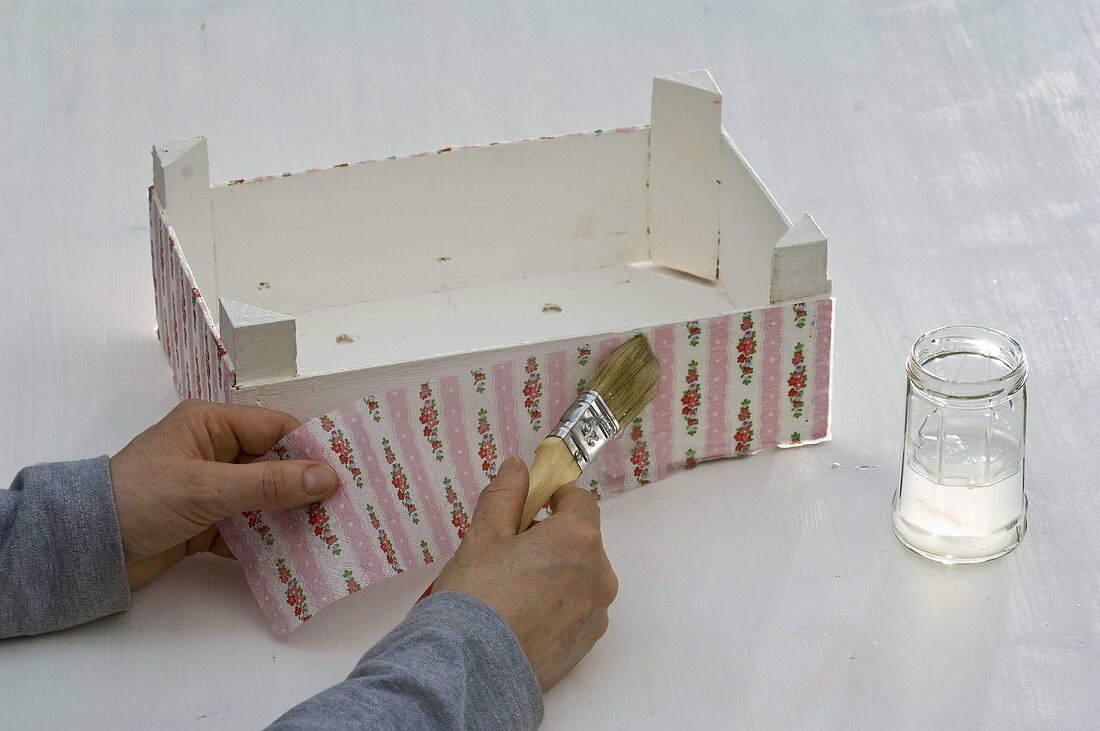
[218,297,833,634]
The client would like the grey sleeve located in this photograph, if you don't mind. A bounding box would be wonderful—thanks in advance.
[0,457,132,638]
[269,591,544,730]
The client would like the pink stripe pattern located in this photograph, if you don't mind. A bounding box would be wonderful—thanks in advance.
[703,315,732,460]
[385,390,456,558]
[649,324,677,479]
[216,297,835,634]
[546,351,568,437]
[216,519,290,635]
[758,307,785,447]
[811,298,834,441]
[150,192,233,403]
[263,493,338,615]
[341,406,417,567]
[288,428,387,586]
[439,375,482,510]
[491,362,523,464]
[596,338,628,495]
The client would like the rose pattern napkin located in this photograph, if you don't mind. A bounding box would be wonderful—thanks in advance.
[217,297,833,634]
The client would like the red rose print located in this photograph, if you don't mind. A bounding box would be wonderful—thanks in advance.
[733,399,754,454]
[382,437,420,524]
[444,477,470,539]
[793,303,808,330]
[343,569,362,593]
[681,359,701,436]
[418,383,445,462]
[522,357,543,431]
[307,503,341,555]
[738,314,757,386]
[275,558,312,622]
[475,408,498,478]
[788,342,807,419]
[629,416,651,486]
[686,321,702,347]
[243,509,275,546]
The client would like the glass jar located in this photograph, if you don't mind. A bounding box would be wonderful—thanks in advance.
[891,325,1028,564]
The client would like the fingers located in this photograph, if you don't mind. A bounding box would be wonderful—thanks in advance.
[126,548,186,589]
[209,532,236,560]
[216,403,301,455]
[547,484,600,526]
[175,400,301,463]
[193,459,339,519]
[469,457,529,538]
[126,528,235,589]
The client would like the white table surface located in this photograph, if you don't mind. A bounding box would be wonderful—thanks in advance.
[2,1,1098,728]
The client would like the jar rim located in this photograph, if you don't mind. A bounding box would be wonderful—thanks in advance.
[907,325,1027,403]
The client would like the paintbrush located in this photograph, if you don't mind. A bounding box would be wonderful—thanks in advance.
[418,334,660,602]
[418,334,660,601]
[518,333,660,528]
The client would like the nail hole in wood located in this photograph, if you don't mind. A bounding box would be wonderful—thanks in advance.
[542,303,562,314]
[335,334,354,344]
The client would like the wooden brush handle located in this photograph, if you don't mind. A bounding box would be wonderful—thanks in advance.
[520,436,582,529]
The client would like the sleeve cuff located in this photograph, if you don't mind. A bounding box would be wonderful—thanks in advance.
[402,590,544,728]
[69,456,132,622]
[0,456,131,636]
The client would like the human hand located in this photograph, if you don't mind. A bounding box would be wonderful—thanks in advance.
[109,400,338,590]
[431,457,618,691]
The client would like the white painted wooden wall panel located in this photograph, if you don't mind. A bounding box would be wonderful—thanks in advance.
[718,131,791,309]
[210,129,650,315]
[648,69,722,280]
[244,263,737,419]
[153,137,219,319]
[2,1,1097,729]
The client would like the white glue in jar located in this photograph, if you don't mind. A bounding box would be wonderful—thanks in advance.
[892,325,1028,564]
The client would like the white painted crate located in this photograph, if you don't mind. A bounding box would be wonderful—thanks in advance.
[150,69,830,422]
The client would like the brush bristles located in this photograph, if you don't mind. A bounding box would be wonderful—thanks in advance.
[588,334,661,429]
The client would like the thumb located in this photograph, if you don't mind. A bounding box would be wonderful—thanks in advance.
[195,459,339,518]
[470,457,529,538]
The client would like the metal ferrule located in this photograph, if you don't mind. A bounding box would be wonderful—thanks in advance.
[551,390,621,471]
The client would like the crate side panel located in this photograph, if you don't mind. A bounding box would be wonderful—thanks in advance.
[717,131,791,308]
[210,128,650,315]
[288,264,739,384]
[152,138,218,323]
[649,71,722,280]
[219,295,835,634]
[150,192,235,402]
